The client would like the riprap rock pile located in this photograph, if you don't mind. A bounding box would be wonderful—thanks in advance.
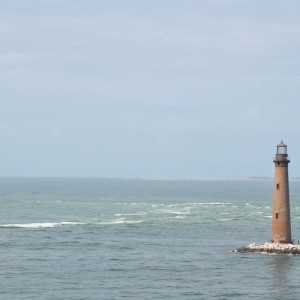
[236,242,300,255]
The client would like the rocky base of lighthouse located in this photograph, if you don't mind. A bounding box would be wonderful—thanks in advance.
[235,242,300,255]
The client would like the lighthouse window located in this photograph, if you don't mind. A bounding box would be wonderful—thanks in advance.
[275,213,279,220]
[276,184,280,190]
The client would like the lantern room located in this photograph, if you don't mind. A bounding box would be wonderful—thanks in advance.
[274,141,290,164]
[277,141,287,155]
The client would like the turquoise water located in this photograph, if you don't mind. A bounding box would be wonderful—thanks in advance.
[1,178,300,299]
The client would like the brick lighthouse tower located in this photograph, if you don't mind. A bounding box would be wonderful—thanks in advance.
[271,141,292,244]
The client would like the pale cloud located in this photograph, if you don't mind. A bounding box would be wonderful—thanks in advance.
[0,15,13,34]
[287,76,300,81]
[186,20,300,56]
[82,17,300,58]
[0,52,28,65]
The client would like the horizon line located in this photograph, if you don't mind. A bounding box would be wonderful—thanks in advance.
[0,175,285,180]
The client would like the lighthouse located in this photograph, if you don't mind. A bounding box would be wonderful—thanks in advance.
[236,141,300,253]
[271,141,292,244]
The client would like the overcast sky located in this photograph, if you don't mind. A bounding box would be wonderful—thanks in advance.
[1,0,300,177]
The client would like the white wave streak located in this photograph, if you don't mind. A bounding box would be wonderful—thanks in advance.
[114,212,147,217]
[0,221,83,228]
[99,219,143,225]
[155,209,190,215]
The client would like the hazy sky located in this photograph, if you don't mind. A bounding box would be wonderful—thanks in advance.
[1,0,300,177]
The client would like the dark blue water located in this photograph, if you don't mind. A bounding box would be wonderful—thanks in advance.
[0,178,300,299]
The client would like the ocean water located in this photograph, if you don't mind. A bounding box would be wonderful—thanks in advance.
[1,177,300,299]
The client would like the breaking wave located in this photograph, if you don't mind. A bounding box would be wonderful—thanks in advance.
[99,219,143,225]
[0,221,84,229]
[0,201,274,229]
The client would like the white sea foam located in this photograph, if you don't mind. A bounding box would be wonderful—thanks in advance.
[0,221,83,228]
[114,212,147,217]
[155,209,190,215]
[100,219,143,225]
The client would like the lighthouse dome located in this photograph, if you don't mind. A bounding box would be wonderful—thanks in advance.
[277,141,287,147]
